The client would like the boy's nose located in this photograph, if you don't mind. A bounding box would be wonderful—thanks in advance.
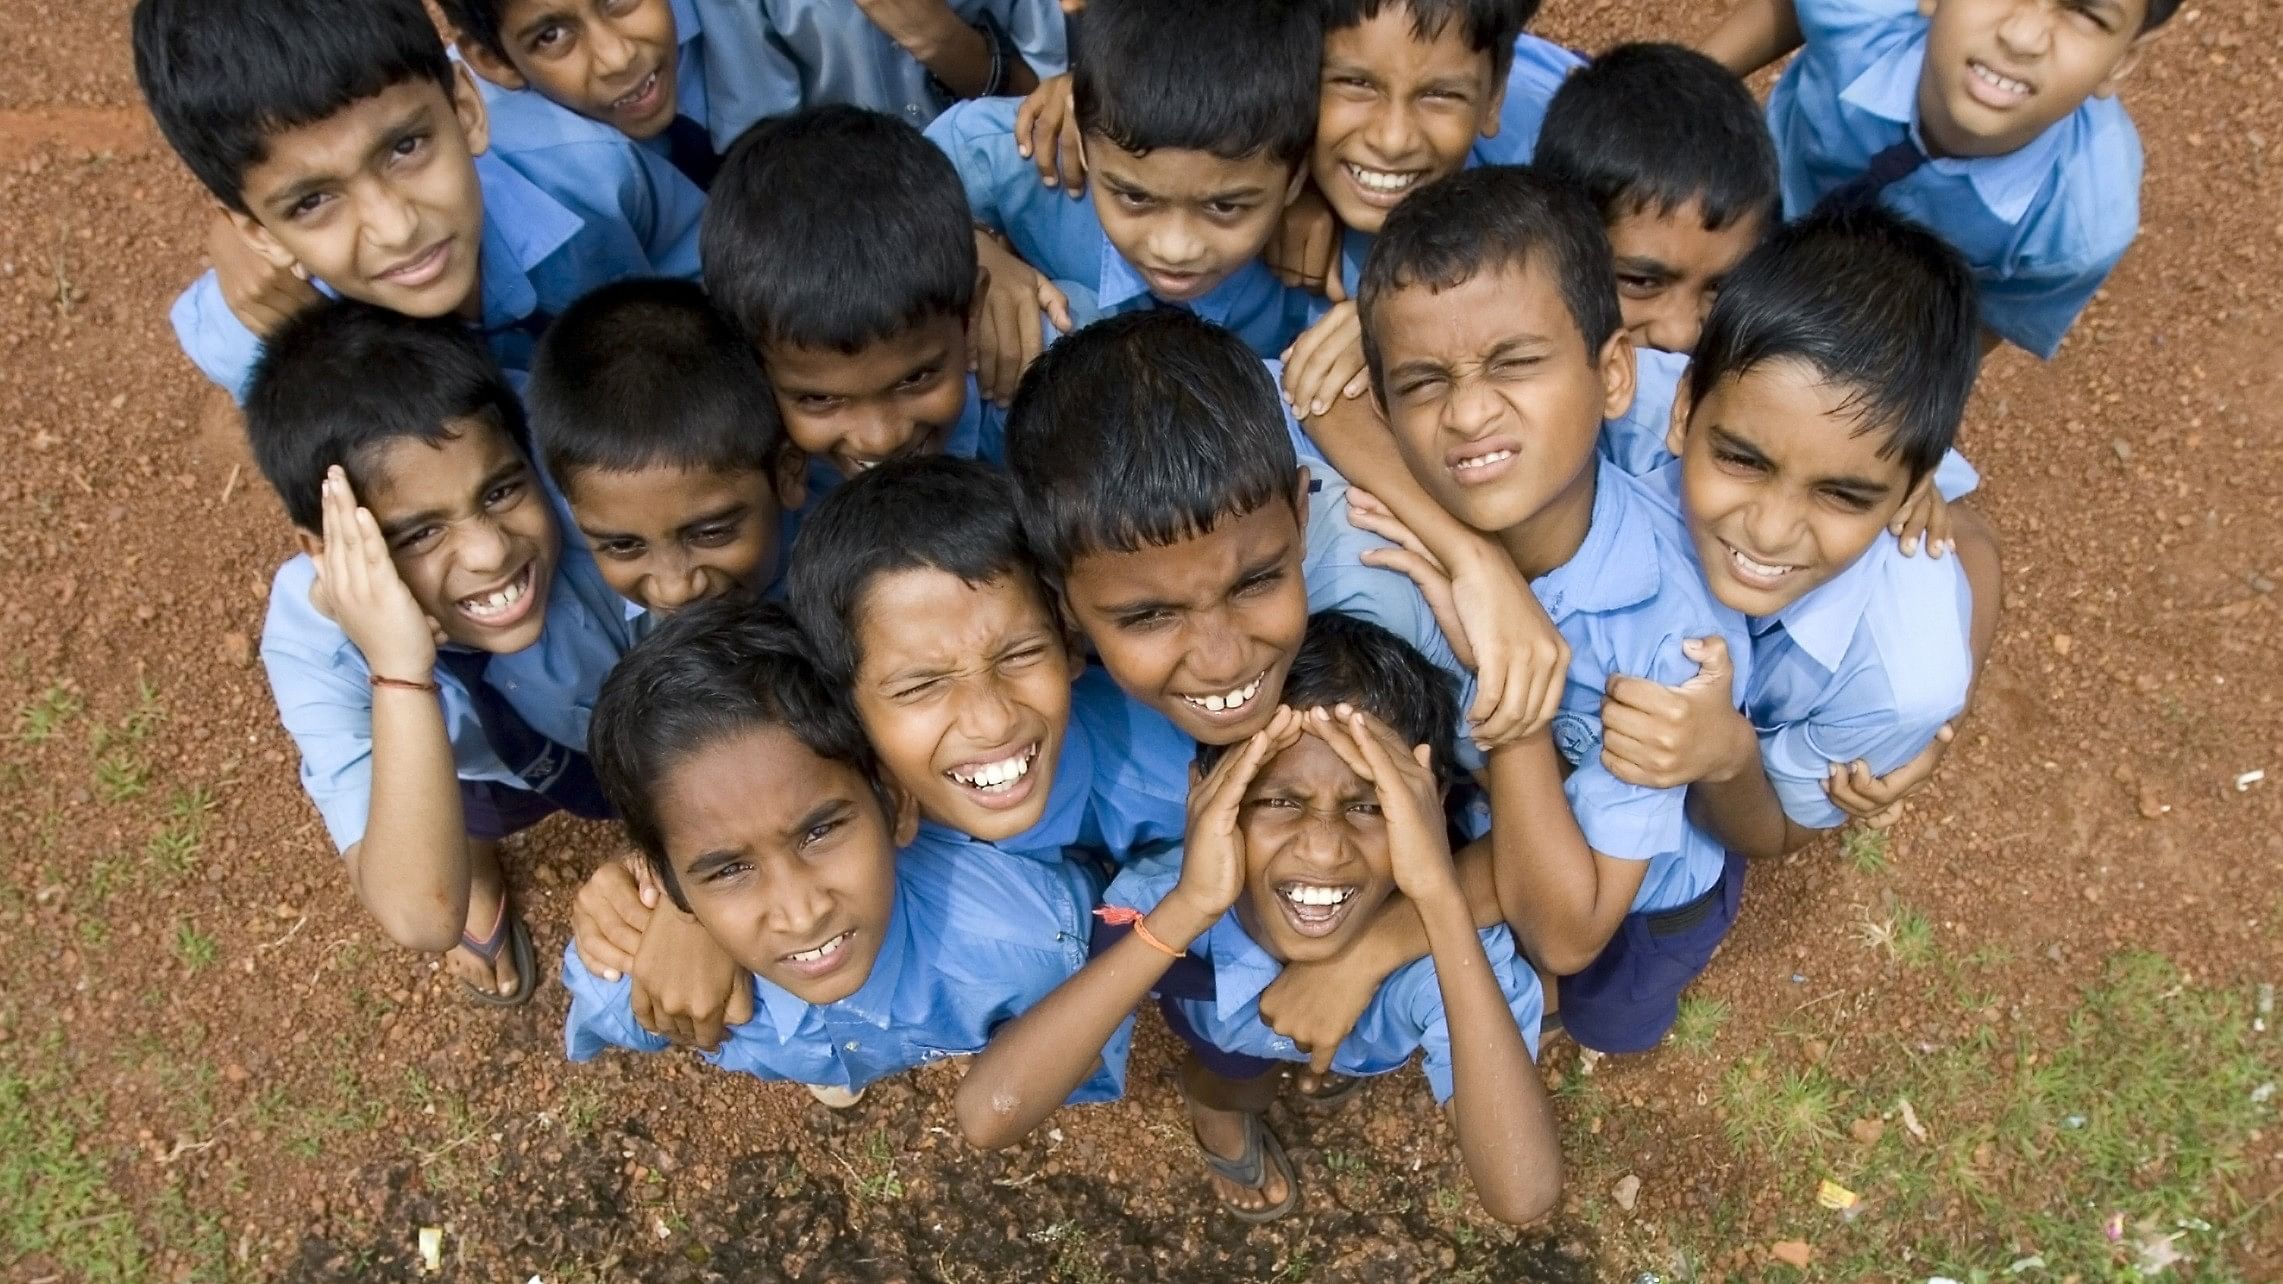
[1362,102,1423,163]
[592,27,642,80]
[358,184,423,253]
[953,679,1023,746]
[645,557,710,612]
[1742,498,1805,557]
[1995,2,2054,57]
[1442,376,1504,439]
[1636,299,1702,355]
[1145,223,1208,271]
[766,871,836,941]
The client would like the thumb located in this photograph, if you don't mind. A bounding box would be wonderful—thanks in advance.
[1679,635,1732,687]
[727,972,756,1027]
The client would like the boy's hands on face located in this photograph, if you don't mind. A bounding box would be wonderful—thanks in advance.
[1889,474,1955,558]
[208,210,320,337]
[1310,705,1458,905]
[1267,185,1341,299]
[970,236,1074,406]
[1170,707,1304,927]
[570,856,655,982]
[1599,636,1754,789]
[1280,302,1370,420]
[314,467,439,681]
[1014,74,1085,195]
[1826,722,1954,828]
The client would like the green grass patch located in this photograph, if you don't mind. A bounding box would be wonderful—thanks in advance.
[1670,995,1729,1053]
[1840,825,1891,874]
[13,685,81,745]
[172,921,219,972]
[0,1063,147,1282]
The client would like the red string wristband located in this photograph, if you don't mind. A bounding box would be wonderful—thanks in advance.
[1094,905,1186,959]
[371,672,439,694]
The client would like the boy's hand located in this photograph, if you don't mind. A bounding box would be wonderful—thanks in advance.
[1599,637,1751,789]
[208,211,319,337]
[1170,707,1302,926]
[1889,474,1954,558]
[628,906,754,1051]
[1310,705,1458,904]
[1013,74,1084,195]
[1267,185,1341,298]
[570,856,655,982]
[1280,302,1370,420]
[970,236,1072,406]
[1826,723,1954,828]
[1258,950,1384,1075]
[315,467,438,680]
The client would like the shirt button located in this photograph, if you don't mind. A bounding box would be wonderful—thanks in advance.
[844,1040,860,1051]
[906,104,923,118]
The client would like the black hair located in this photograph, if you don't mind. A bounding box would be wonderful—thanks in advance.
[529,278,788,487]
[1535,43,1779,234]
[1073,0,1319,167]
[588,596,889,912]
[786,456,1051,684]
[133,0,456,212]
[1317,0,1536,81]
[703,106,977,353]
[1358,166,1620,395]
[434,0,511,61]
[1687,203,1979,482]
[2141,0,2182,31]
[1003,310,1300,579]
[244,299,527,532]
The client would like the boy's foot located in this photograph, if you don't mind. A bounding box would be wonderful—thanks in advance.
[1190,1106,1299,1223]
[452,897,536,1007]
[1290,1070,1364,1112]
[803,1083,867,1109]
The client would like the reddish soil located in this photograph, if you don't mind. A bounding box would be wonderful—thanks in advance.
[5,3,2279,1282]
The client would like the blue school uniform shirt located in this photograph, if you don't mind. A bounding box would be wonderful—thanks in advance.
[925,97,1317,359]
[562,826,1124,1099]
[964,667,1193,868]
[1103,852,1542,1103]
[645,0,714,150]
[170,83,707,403]
[1764,0,2141,358]
[695,0,1069,145]
[260,536,637,852]
[1469,34,1586,168]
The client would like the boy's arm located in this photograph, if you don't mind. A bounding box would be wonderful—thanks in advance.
[1697,0,1804,76]
[563,939,675,1060]
[854,0,1039,97]
[1486,731,1648,974]
[688,4,804,149]
[170,271,265,403]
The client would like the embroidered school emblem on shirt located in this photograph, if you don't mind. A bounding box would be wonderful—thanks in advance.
[1550,712,1600,766]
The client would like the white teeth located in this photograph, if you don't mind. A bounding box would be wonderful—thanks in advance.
[1970,62,2029,97]
[1182,672,1265,715]
[1455,449,1515,472]
[614,72,658,109]
[1728,545,1794,579]
[949,744,1039,792]
[459,568,529,619]
[1345,163,1421,194]
[1280,884,1356,907]
[785,932,848,964]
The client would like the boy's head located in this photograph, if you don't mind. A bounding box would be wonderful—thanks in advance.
[787,457,1083,844]
[1312,0,1533,236]
[529,278,805,616]
[1006,310,1311,747]
[134,0,491,319]
[441,0,684,140]
[1534,43,1778,354]
[703,107,979,478]
[589,597,916,1002]
[1195,611,1462,963]
[1358,166,1635,540]
[1072,0,1319,301]
[246,300,558,655]
[1670,204,1979,616]
[1918,0,2174,157]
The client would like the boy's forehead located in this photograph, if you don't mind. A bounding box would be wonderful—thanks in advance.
[352,415,522,515]
[659,725,876,858]
[241,78,455,203]
[1374,257,1584,359]
[1088,137,1291,197]
[1251,730,1369,797]
[1701,360,1915,482]
[764,314,964,390]
[1067,498,1301,596]
[567,461,770,526]
[853,564,1055,656]
[1323,3,1492,74]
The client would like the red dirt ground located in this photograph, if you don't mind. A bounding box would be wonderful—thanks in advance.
[4,3,2279,1282]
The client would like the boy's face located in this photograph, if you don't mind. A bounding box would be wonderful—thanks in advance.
[849,568,1083,842]
[1233,729,1397,965]
[565,458,806,614]
[1668,358,1917,616]
[1917,0,2152,157]
[458,0,683,140]
[232,68,490,321]
[1608,200,1766,356]
[1312,11,1506,236]
[1061,484,1311,746]
[656,725,916,1004]
[1371,261,1634,537]
[315,415,561,655]
[1086,137,1303,302]
[762,315,973,478]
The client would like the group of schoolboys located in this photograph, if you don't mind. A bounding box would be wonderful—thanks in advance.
[134,0,2168,1226]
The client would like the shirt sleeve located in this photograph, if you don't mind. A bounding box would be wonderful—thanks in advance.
[169,271,263,404]
[992,0,1069,78]
[1757,666,1965,830]
[561,940,674,1060]
[259,633,380,853]
[690,0,806,149]
[1401,933,1545,1106]
[1100,849,1181,915]
[925,98,1026,224]
[1976,256,2115,361]
[619,141,708,281]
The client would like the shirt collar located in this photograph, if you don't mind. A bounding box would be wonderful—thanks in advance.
[1764,539,1882,672]
[943,375,987,459]
[996,718,1096,860]
[1204,913,1286,1022]
[1838,28,2062,224]
[1530,458,1662,622]
[471,152,585,331]
[750,882,915,1040]
[1095,234,1258,326]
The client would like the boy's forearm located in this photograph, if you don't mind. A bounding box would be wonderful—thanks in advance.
[351,687,471,953]
[1684,753,1822,859]
[1420,890,1560,1226]
[1305,400,1490,571]
[1342,843,1506,985]
[1949,503,2003,693]
[1697,0,1803,76]
[1485,736,1622,973]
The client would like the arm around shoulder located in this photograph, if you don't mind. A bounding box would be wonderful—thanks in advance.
[1696,0,1805,77]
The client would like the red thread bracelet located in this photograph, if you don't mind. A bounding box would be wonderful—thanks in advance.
[1095,905,1186,958]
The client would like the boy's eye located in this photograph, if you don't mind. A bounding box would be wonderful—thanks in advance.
[1488,355,1539,378]
[1231,568,1285,599]
[389,132,430,162]
[1713,447,1766,474]
[688,522,740,548]
[894,365,943,391]
[1616,275,1664,298]
[704,859,751,883]
[483,479,527,508]
[1819,487,1877,513]
[799,819,844,849]
[1115,608,1174,631]
[289,192,334,220]
[1347,801,1383,818]
[1249,796,1300,812]
[530,22,572,50]
[394,524,444,553]
[596,537,644,558]
[1113,189,1152,210]
[795,394,844,412]
[890,678,946,701]
[1205,200,1249,218]
[1393,374,1445,401]
[1001,644,1049,670]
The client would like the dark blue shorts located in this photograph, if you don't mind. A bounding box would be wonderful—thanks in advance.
[1090,916,1283,1082]
[457,778,562,843]
[1558,851,1746,1055]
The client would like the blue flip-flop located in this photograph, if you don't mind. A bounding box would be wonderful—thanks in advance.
[458,899,536,1008]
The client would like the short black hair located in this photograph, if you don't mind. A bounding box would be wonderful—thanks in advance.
[1317,0,1537,81]
[1074,0,1319,167]
[528,278,788,487]
[1687,204,1980,482]
[786,456,1049,684]
[244,299,527,532]
[1535,43,1778,234]
[1358,166,1621,396]
[1004,310,1299,580]
[703,106,977,353]
[133,0,456,212]
[2141,0,2182,31]
[589,597,888,913]
[434,0,511,61]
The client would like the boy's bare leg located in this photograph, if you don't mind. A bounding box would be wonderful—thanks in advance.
[1179,1053,1291,1215]
[443,839,519,998]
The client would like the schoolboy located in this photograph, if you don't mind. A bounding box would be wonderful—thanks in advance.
[1355,167,1754,1055]
[924,0,1321,361]
[1592,205,1997,855]
[526,277,807,629]
[957,614,1559,1226]
[440,0,722,189]
[247,301,635,1007]
[1700,0,2174,359]
[563,597,1126,1106]
[138,0,705,400]
[702,107,1037,477]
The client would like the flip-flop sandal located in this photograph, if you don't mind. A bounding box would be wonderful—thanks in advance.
[1290,1070,1365,1112]
[457,898,537,1008]
[1193,1113,1301,1224]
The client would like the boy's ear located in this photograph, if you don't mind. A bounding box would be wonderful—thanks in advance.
[1289,465,1313,542]
[887,781,921,847]
[771,445,810,512]
[226,206,305,273]
[2097,24,2163,97]
[293,527,325,561]
[1281,163,1308,210]
[1594,329,1639,426]
[450,63,493,159]
[455,39,529,92]
[1665,373,1694,459]
[1478,60,1511,141]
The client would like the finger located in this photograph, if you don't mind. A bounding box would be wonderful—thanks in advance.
[726,973,756,1027]
[1038,278,1074,333]
[1310,1045,1337,1076]
[1305,705,1377,782]
[1017,292,1044,383]
[1056,117,1085,197]
[692,1007,728,1053]
[1595,697,1666,745]
[1465,653,1507,740]
[1529,661,1566,741]
[1602,673,1676,715]
[1866,801,1907,829]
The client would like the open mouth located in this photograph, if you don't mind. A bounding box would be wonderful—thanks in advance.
[945,741,1043,809]
[611,69,665,118]
[778,929,855,978]
[377,240,452,289]
[1275,881,1360,938]
[1720,540,1803,591]
[1178,670,1267,719]
[1341,161,1425,206]
[1447,441,1519,486]
[455,562,540,630]
[1965,59,2033,107]
[1143,266,1210,300]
